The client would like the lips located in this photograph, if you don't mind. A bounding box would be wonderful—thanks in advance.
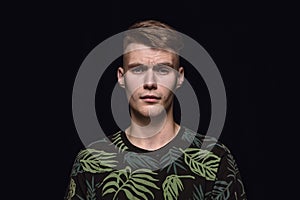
[140,95,161,103]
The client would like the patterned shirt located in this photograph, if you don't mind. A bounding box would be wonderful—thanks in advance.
[65,127,247,200]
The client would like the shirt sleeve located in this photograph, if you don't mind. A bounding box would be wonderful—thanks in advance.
[205,152,247,200]
[64,174,88,200]
[64,152,88,200]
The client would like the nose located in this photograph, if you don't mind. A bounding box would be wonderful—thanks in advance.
[143,69,157,90]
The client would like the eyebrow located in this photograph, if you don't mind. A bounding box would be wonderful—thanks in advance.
[126,63,143,69]
[126,62,176,69]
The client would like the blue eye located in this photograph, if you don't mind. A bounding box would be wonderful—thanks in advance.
[131,66,145,74]
[157,67,171,75]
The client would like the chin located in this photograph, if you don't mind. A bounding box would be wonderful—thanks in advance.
[130,103,168,118]
[145,105,166,117]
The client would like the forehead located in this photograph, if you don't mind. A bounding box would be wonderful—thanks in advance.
[124,43,177,65]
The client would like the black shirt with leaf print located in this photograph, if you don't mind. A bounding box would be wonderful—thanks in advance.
[65,127,247,200]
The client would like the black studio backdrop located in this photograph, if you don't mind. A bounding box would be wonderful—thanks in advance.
[15,4,286,199]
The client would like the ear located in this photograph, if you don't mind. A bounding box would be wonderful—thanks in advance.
[176,67,184,89]
[117,67,125,88]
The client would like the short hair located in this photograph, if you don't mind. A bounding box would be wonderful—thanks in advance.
[123,20,184,55]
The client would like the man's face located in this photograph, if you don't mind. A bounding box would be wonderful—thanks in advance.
[118,44,184,119]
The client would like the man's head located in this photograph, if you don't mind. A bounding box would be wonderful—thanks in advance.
[123,20,183,68]
[117,20,184,121]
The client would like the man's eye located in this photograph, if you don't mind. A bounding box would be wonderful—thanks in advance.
[131,66,145,74]
[157,67,171,75]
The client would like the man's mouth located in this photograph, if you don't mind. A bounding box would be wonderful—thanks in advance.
[140,95,161,102]
[140,95,161,99]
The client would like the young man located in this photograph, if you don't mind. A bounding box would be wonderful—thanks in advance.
[65,20,247,200]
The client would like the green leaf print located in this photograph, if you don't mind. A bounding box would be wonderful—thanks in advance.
[206,180,232,200]
[71,149,93,176]
[226,154,239,180]
[66,178,76,200]
[86,176,97,200]
[160,147,186,174]
[203,137,231,153]
[79,149,118,173]
[162,174,195,200]
[111,131,129,152]
[100,166,160,200]
[182,128,203,147]
[71,159,84,176]
[180,148,221,181]
[124,152,159,169]
[237,179,246,197]
[76,194,85,200]
[192,184,204,200]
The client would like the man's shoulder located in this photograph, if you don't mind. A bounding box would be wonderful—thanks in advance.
[76,130,128,155]
[182,126,231,157]
[84,130,120,146]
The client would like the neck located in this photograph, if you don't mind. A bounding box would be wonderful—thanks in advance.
[125,109,180,150]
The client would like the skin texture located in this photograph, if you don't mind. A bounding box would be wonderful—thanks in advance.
[118,43,184,150]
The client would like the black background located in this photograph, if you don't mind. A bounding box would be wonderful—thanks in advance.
[5,2,296,199]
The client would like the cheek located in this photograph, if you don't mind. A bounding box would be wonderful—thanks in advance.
[157,76,178,91]
[124,76,144,93]
[124,83,141,101]
[164,90,175,101]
